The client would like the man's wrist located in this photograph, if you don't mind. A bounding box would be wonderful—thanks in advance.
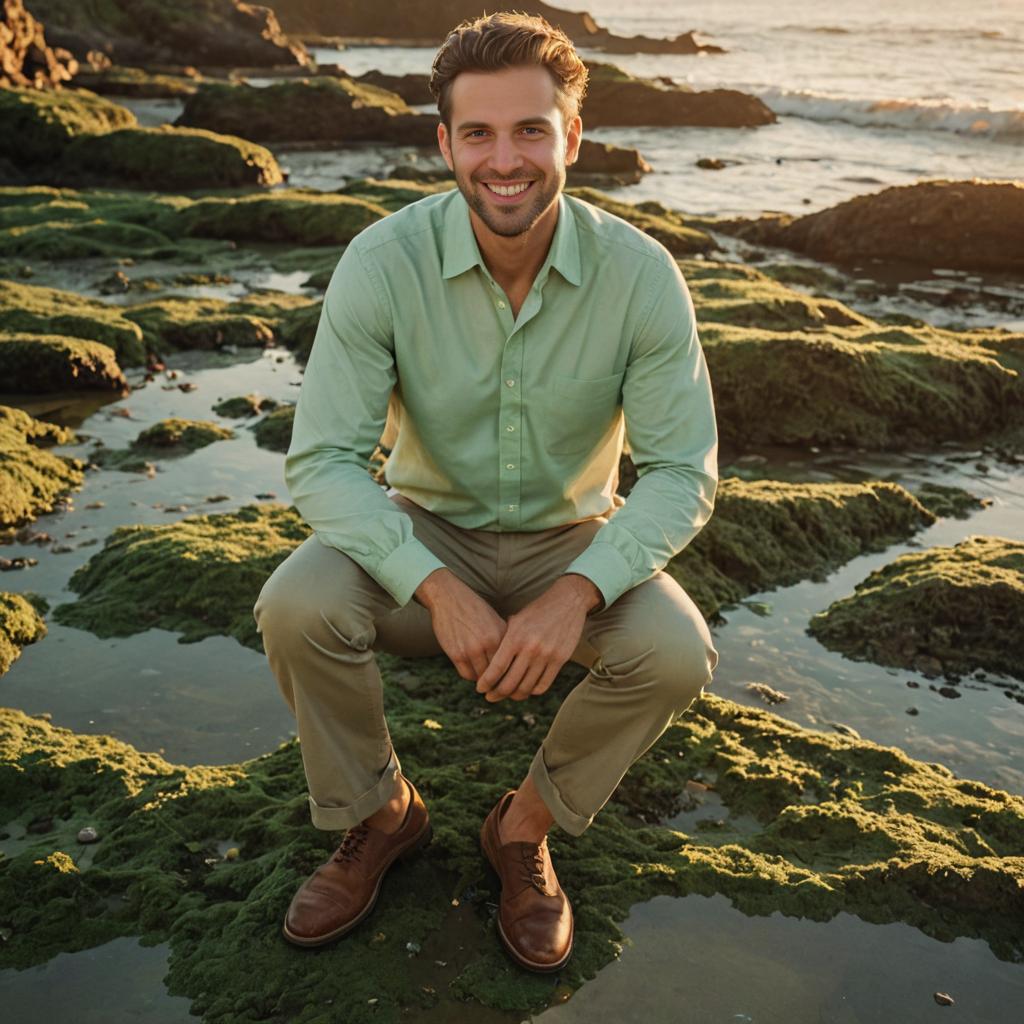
[414,567,454,609]
[560,572,604,613]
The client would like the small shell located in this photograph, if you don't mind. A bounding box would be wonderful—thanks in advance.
[77,826,99,844]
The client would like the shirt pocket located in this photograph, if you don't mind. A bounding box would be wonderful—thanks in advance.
[541,370,625,455]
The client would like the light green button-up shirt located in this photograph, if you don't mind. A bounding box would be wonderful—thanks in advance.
[285,187,718,612]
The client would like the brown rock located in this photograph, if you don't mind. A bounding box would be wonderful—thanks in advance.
[0,0,77,88]
[714,179,1024,273]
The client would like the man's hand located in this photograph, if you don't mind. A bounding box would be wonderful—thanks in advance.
[474,574,603,703]
[415,568,508,682]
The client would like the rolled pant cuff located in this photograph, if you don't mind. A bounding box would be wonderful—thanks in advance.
[307,747,402,831]
[527,744,593,838]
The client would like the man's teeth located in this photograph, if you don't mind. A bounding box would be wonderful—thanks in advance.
[486,182,531,196]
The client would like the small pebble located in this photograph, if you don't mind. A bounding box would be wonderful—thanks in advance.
[934,992,955,1006]
[224,847,239,861]
[77,826,99,844]
[405,940,421,953]
[254,492,277,500]
[906,707,919,716]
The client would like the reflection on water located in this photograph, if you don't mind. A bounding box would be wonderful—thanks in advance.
[533,893,1024,1024]
[0,938,193,1024]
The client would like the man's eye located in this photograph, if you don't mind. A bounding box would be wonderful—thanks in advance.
[468,130,488,138]
[521,127,542,135]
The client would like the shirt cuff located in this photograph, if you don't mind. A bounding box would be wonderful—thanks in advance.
[374,538,447,608]
[561,542,634,613]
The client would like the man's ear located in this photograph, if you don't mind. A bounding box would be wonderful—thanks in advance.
[564,114,583,166]
[437,122,455,172]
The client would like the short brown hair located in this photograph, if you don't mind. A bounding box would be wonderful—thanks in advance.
[429,12,588,128]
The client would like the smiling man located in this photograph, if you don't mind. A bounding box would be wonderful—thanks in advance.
[254,12,719,973]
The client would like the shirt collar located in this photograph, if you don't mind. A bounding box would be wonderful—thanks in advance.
[441,190,582,287]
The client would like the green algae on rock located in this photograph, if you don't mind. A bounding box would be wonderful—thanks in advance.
[68,65,202,99]
[0,685,1021,1020]
[0,86,136,165]
[252,405,294,453]
[0,404,82,530]
[91,418,235,473]
[60,125,284,190]
[176,76,435,145]
[213,394,279,418]
[0,333,127,392]
[54,504,308,646]
[0,591,46,675]
[671,478,935,619]
[808,536,1024,682]
[0,277,145,364]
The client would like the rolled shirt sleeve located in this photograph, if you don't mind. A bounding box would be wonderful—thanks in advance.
[561,256,719,611]
[284,242,447,608]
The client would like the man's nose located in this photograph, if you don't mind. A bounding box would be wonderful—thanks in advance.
[488,134,525,177]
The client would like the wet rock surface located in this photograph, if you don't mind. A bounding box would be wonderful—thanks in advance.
[90,417,235,473]
[252,405,294,453]
[808,536,1024,683]
[0,332,127,392]
[0,404,81,532]
[0,689,1020,1019]
[709,179,1024,273]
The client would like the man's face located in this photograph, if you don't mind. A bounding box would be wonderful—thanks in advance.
[437,65,582,239]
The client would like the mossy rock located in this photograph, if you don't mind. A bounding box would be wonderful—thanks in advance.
[0,277,145,364]
[68,65,202,99]
[213,394,279,418]
[54,504,309,645]
[123,297,277,353]
[0,404,82,530]
[701,319,1024,448]
[252,404,294,452]
[0,591,46,675]
[808,536,1024,681]
[55,478,935,651]
[0,686,1021,1018]
[0,86,136,165]
[567,187,715,257]
[338,177,455,213]
[673,478,935,618]
[176,76,434,145]
[0,333,127,392]
[91,418,234,472]
[60,126,284,190]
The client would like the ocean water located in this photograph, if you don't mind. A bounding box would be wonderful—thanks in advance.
[307,0,1023,215]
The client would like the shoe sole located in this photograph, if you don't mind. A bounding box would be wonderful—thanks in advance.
[479,821,574,973]
[282,819,433,948]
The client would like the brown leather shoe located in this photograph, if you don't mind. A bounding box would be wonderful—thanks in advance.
[480,789,574,972]
[283,773,432,947]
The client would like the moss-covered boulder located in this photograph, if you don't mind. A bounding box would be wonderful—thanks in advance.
[91,418,234,472]
[55,503,308,644]
[0,277,145,364]
[673,479,935,619]
[0,687,1021,1019]
[683,261,1024,449]
[176,76,436,145]
[711,179,1024,273]
[0,86,136,165]
[54,478,936,650]
[123,297,277,353]
[212,394,279,418]
[60,125,284,190]
[23,0,309,68]
[0,333,127,391]
[0,404,82,530]
[582,60,775,128]
[67,65,201,99]
[567,188,716,257]
[0,591,46,675]
[252,405,294,453]
[808,536,1024,682]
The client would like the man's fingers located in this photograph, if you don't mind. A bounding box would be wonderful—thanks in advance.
[509,660,547,701]
[487,652,532,701]
[477,639,514,691]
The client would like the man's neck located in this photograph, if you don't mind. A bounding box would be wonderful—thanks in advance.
[469,197,560,295]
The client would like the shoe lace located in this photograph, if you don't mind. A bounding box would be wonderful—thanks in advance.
[518,841,555,895]
[333,824,370,864]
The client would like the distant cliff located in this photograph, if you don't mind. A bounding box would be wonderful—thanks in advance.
[24,0,310,67]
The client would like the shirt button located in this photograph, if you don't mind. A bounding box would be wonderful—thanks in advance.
[505,379,515,387]
[506,425,515,432]
[506,463,515,470]
[497,301,506,309]
[506,504,517,511]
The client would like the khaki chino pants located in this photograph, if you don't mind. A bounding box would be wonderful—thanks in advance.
[254,492,718,837]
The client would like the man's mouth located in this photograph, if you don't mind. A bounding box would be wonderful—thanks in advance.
[481,180,536,201]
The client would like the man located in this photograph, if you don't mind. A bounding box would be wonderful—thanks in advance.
[254,11,718,973]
